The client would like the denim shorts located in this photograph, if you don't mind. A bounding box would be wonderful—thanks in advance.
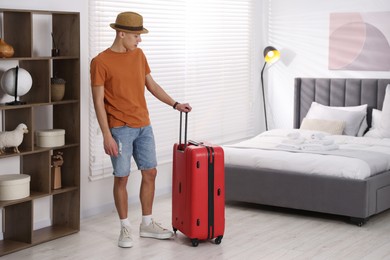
[110,125,157,177]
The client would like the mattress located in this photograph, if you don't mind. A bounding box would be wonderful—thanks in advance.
[224,129,390,180]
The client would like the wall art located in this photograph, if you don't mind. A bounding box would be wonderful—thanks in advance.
[329,12,390,71]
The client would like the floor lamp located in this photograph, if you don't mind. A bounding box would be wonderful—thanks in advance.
[261,46,280,131]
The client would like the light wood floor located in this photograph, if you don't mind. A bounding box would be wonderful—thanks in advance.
[3,194,390,260]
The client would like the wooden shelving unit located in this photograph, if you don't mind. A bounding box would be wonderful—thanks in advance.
[0,9,80,256]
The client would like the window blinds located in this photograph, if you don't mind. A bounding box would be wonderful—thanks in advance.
[89,0,255,180]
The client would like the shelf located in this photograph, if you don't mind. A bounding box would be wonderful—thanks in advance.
[0,186,78,208]
[0,217,79,256]
[0,56,79,61]
[0,100,79,109]
[51,186,78,195]
[0,8,80,256]
[0,191,47,208]
[32,225,79,245]
[0,240,31,256]
[0,143,79,156]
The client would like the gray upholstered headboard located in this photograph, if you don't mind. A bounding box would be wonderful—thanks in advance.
[294,78,390,129]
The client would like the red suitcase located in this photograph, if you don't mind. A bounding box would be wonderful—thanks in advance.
[172,112,225,247]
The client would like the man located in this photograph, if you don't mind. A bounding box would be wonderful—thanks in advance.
[90,11,192,248]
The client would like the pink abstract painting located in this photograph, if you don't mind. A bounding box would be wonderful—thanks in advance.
[329,12,390,71]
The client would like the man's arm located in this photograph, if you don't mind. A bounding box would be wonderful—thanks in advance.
[91,86,118,156]
[145,74,192,112]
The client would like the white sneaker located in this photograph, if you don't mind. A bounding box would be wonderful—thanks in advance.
[139,219,173,239]
[118,225,133,248]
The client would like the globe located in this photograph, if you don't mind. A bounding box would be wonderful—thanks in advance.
[1,66,33,97]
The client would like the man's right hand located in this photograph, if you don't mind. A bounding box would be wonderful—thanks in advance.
[104,134,119,157]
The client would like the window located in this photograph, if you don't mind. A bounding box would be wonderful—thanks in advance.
[89,0,255,180]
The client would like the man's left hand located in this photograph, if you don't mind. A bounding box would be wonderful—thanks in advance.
[176,103,192,112]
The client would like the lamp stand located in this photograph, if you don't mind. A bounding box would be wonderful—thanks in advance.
[260,62,268,131]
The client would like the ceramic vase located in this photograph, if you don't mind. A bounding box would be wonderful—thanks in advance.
[0,39,15,58]
[51,83,65,101]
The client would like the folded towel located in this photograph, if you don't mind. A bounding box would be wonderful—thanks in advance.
[287,132,301,140]
[282,138,306,145]
[310,132,326,140]
[276,144,301,150]
[305,139,334,145]
[301,143,339,151]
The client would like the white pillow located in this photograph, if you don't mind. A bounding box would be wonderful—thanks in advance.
[300,118,345,135]
[380,84,390,137]
[371,109,382,129]
[334,104,368,136]
[365,84,390,138]
[364,109,382,138]
[305,102,366,136]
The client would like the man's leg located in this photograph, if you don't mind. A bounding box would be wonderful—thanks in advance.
[110,126,135,247]
[139,168,173,239]
[113,175,133,248]
[114,175,129,219]
[140,168,157,215]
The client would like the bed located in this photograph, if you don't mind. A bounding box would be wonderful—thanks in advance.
[224,78,390,226]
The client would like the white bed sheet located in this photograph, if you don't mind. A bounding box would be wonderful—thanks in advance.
[224,129,390,180]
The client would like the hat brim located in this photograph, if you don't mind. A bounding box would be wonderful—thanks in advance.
[110,24,149,34]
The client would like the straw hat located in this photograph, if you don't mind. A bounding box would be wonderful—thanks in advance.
[110,12,149,34]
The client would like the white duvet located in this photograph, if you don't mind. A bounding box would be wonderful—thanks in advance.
[224,129,390,180]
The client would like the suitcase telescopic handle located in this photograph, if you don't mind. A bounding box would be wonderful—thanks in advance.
[179,111,188,149]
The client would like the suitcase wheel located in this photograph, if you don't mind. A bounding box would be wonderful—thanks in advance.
[191,238,199,247]
[215,235,223,245]
[173,227,177,233]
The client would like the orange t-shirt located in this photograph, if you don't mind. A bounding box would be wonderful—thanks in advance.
[90,48,151,128]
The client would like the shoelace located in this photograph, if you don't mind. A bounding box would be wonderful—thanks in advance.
[122,226,132,238]
[152,221,167,231]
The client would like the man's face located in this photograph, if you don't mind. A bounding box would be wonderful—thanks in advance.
[122,32,142,51]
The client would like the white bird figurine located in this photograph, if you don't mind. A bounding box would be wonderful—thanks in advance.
[0,123,29,154]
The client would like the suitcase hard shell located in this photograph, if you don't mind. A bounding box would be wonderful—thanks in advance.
[172,113,225,247]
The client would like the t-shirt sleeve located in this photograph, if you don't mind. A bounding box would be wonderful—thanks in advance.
[90,57,106,87]
[140,49,151,76]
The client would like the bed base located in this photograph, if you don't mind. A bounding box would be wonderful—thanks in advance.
[225,165,390,226]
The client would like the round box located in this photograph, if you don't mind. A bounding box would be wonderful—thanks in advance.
[36,129,65,147]
[0,174,30,201]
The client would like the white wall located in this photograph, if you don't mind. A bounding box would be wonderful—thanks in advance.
[263,0,390,129]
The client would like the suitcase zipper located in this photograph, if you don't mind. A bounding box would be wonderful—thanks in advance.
[206,146,215,239]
